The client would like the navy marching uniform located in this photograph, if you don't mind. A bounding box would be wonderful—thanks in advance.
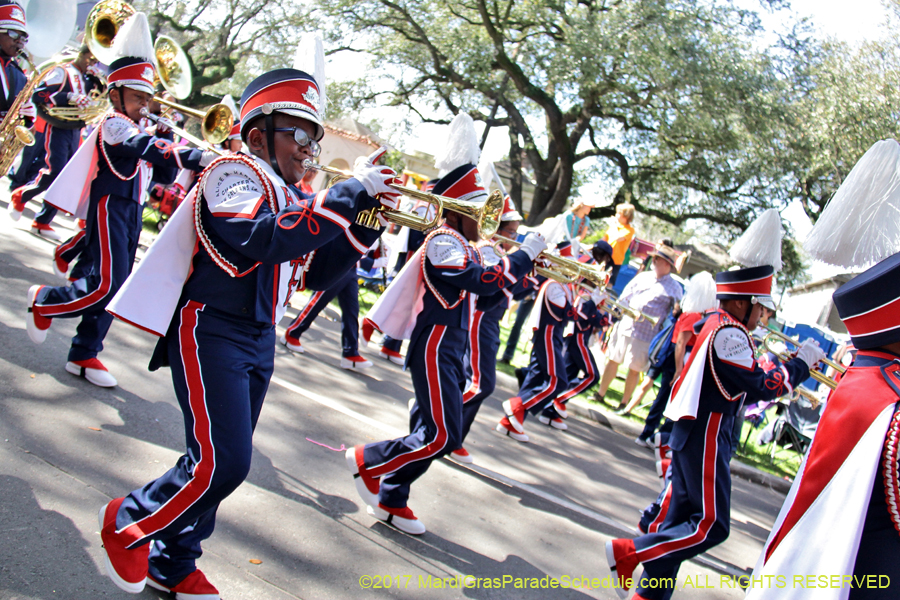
[348,160,544,534]
[96,63,397,597]
[26,56,208,387]
[606,265,818,600]
[554,292,606,408]
[10,50,102,236]
[0,2,35,193]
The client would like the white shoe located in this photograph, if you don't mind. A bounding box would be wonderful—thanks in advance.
[538,415,568,430]
[502,399,525,433]
[367,504,426,535]
[341,356,373,369]
[7,201,22,221]
[26,285,50,344]
[65,359,118,387]
[280,334,304,353]
[450,448,474,464]
[379,348,405,365]
[634,436,652,449]
[52,257,69,281]
[495,422,529,443]
[32,224,61,241]
[553,400,568,419]
[408,398,416,411]
[345,447,379,507]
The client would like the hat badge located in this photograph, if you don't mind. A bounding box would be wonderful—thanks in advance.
[141,66,154,83]
[10,7,23,20]
[302,86,320,112]
[474,171,484,187]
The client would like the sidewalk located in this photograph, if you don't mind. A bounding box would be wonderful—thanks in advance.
[494,370,794,495]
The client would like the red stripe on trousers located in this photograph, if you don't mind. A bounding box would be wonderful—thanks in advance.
[38,195,113,316]
[120,301,216,544]
[522,325,559,410]
[636,412,722,562]
[368,325,449,476]
[556,335,595,401]
[463,311,483,403]
[56,227,86,257]
[286,290,325,336]
[649,482,673,533]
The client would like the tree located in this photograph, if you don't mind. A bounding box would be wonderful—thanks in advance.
[133,0,305,106]
[304,0,800,229]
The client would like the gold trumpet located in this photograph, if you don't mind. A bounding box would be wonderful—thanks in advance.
[761,329,842,391]
[602,295,660,327]
[492,234,612,287]
[303,161,502,240]
[151,96,233,145]
[140,109,224,156]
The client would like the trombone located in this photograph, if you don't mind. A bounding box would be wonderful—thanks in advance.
[761,327,843,391]
[302,161,502,240]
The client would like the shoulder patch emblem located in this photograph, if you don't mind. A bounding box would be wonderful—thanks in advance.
[426,233,467,268]
[102,116,139,146]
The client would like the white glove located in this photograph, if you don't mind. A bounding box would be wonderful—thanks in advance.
[519,232,548,261]
[795,339,826,369]
[199,151,218,168]
[67,93,90,109]
[372,257,388,269]
[353,146,401,209]
[591,288,606,305]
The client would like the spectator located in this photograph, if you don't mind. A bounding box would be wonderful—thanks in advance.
[562,198,599,242]
[594,241,683,412]
[603,203,636,285]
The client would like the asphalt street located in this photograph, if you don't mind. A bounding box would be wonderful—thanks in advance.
[0,193,788,600]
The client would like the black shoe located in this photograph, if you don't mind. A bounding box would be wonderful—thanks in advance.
[515,367,525,388]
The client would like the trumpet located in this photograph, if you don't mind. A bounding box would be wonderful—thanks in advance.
[761,328,843,391]
[140,109,224,157]
[602,295,660,327]
[491,234,612,287]
[151,97,233,145]
[303,161,502,240]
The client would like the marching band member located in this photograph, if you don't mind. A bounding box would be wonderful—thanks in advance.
[451,196,538,463]
[8,45,101,238]
[605,210,823,600]
[0,1,33,129]
[347,114,545,534]
[551,241,615,417]
[97,40,399,597]
[749,140,900,600]
[496,241,576,440]
[24,14,213,387]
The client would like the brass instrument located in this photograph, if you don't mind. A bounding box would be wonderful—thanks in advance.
[140,109,224,156]
[602,295,660,327]
[42,87,110,127]
[761,329,841,391]
[303,161,503,240]
[0,53,62,177]
[492,233,612,288]
[153,36,192,100]
[85,0,135,65]
[151,97,233,145]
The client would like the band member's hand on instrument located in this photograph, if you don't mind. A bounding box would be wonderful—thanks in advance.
[518,232,548,261]
[372,257,388,270]
[591,288,606,305]
[67,93,91,109]
[352,146,401,210]
[796,338,826,368]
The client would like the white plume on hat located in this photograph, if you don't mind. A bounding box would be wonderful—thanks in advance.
[435,113,481,176]
[680,272,717,314]
[804,139,900,269]
[729,208,783,271]
[220,94,238,117]
[110,12,155,63]
[292,33,327,119]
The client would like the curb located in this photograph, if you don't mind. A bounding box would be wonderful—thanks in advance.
[494,369,793,495]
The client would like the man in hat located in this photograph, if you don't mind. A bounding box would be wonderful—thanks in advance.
[596,241,684,413]
[605,264,824,600]
[450,196,538,462]
[24,13,216,388]
[96,58,401,595]
[8,45,101,238]
[347,160,546,534]
[0,1,34,130]
[746,253,900,599]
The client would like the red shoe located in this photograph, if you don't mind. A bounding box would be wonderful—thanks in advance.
[656,459,671,479]
[66,358,118,387]
[502,397,526,433]
[553,399,568,419]
[495,417,529,443]
[379,347,404,365]
[30,221,61,241]
[341,355,373,369]
[605,538,639,599]
[345,445,379,506]
[7,187,25,221]
[26,285,51,344]
[450,448,474,464]
[360,318,377,347]
[52,253,69,280]
[147,569,221,600]
[280,333,304,353]
[368,503,426,535]
[98,498,149,593]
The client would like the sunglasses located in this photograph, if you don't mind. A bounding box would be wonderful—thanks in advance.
[271,127,321,157]
[3,29,27,42]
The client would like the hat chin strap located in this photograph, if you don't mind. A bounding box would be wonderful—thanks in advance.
[264,113,284,180]
[741,296,760,327]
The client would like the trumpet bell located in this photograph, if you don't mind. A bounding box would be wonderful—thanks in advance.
[478,191,502,239]
[201,104,234,145]
[85,0,135,65]
[154,35,192,100]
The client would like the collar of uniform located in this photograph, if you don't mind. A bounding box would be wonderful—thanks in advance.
[251,153,286,188]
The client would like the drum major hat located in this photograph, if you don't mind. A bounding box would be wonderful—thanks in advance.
[833,252,900,349]
[0,1,26,33]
